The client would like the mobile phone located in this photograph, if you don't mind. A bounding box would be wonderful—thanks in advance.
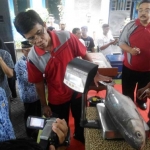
[27,116,46,130]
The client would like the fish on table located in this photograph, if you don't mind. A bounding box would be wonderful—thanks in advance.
[104,85,149,150]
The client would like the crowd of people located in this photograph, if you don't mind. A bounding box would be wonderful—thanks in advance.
[0,0,150,149]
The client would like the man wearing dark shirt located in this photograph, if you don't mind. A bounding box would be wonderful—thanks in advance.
[81,26,95,52]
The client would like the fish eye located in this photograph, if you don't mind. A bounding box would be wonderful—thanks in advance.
[136,131,142,138]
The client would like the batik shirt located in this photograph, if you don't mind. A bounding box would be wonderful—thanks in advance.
[15,55,38,103]
[0,50,14,99]
[0,87,15,141]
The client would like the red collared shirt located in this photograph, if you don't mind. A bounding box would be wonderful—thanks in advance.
[124,19,150,71]
[27,31,86,105]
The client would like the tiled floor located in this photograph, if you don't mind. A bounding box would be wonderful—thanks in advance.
[10,92,27,138]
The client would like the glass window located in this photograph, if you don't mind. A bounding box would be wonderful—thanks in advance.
[45,0,60,22]
[14,0,30,15]
[111,0,132,11]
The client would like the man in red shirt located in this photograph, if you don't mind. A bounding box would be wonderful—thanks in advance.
[119,0,150,110]
[14,10,111,143]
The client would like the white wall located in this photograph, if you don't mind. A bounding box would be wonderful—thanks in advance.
[62,0,110,37]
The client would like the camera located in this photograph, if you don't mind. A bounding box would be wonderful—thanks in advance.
[27,116,59,150]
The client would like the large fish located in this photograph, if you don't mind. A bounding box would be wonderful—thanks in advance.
[105,85,147,150]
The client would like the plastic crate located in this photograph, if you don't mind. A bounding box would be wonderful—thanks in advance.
[106,55,124,79]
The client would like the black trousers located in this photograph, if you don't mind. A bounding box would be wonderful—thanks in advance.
[122,65,150,104]
[24,100,41,139]
[48,96,84,139]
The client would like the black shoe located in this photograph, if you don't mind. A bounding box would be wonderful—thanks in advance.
[137,103,147,110]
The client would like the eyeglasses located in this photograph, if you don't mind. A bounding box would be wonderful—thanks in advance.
[27,26,45,43]
[138,9,150,14]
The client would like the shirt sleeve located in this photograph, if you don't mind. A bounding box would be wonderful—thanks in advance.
[27,60,43,83]
[15,60,27,83]
[3,51,14,68]
[118,22,133,46]
[69,33,87,57]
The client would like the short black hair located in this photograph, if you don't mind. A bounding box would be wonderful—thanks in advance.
[0,138,43,150]
[72,28,80,34]
[14,10,44,37]
[102,24,109,29]
[139,0,150,6]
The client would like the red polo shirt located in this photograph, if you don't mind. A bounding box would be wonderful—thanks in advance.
[27,31,86,105]
[124,19,150,71]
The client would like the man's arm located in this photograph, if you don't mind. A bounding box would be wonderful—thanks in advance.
[119,43,140,55]
[27,61,52,117]
[82,52,93,62]
[118,21,140,55]
[100,39,117,50]
[137,82,150,100]
[35,81,52,117]
[0,57,13,77]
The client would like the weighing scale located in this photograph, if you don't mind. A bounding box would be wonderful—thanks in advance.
[64,58,150,139]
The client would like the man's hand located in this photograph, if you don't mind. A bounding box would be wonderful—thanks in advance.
[49,119,68,150]
[49,145,55,150]
[110,39,118,45]
[43,105,52,117]
[137,83,150,100]
[94,72,112,87]
[0,56,13,77]
[130,47,140,55]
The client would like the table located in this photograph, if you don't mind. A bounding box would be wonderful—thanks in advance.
[84,107,150,150]
[88,53,118,91]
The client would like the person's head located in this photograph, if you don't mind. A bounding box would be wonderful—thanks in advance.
[102,24,109,35]
[81,26,88,36]
[21,41,32,57]
[14,10,50,50]
[59,21,66,30]
[72,28,81,39]
[138,0,150,23]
